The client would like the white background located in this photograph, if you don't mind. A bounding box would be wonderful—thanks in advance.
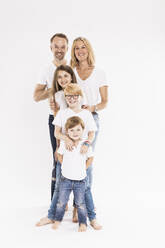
[0,0,165,247]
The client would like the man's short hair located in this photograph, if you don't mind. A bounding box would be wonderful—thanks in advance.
[50,33,68,44]
[65,116,85,131]
[64,83,83,97]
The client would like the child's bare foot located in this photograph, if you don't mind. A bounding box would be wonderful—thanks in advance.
[78,223,87,232]
[72,207,78,223]
[65,203,68,211]
[90,219,102,230]
[36,217,54,227]
[52,221,61,230]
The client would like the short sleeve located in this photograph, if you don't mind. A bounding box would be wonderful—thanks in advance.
[53,110,62,126]
[85,111,97,132]
[98,69,109,88]
[57,141,65,155]
[87,146,94,158]
[37,66,48,86]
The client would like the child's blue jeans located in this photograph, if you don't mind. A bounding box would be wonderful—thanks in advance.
[54,176,87,225]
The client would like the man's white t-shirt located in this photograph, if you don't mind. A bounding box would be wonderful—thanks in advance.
[53,108,97,140]
[58,141,93,180]
[74,67,109,107]
[38,63,57,114]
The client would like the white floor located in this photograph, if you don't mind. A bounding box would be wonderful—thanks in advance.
[1,201,164,248]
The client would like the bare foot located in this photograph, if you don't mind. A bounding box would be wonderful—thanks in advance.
[72,207,78,223]
[90,219,102,230]
[78,224,87,232]
[52,221,61,230]
[36,217,54,227]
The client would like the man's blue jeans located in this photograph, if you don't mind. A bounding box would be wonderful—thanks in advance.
[54,176,87,225]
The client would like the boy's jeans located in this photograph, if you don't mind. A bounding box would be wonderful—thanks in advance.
[54,176,87,225]
[48,113,99,221]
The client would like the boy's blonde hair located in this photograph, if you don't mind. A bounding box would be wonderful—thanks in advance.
[65,116,85,131]
[70,37,95,68]
[64,83,83,97]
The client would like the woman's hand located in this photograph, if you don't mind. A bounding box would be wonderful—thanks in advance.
[49,98,60,113]
[64,136,74,151]
[82,105,95,112]
[54,148,58,161]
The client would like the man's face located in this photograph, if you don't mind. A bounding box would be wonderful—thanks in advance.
[67,124,84,140]
[51,37,68,60]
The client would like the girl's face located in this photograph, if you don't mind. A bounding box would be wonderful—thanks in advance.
[57,70,72,89]
[65,93,81,108]
[74,40,88,62]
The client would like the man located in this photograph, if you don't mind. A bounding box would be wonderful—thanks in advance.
[33,33,68,199]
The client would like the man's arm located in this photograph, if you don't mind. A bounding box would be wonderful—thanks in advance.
[86,157,94,169]
[33,84,51,102]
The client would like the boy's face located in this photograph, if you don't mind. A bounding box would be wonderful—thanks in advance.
[67,124,84,140]
[65,94,81,108]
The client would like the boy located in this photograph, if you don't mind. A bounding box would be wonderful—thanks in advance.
[52,116,93,232]
[36,84,102,230]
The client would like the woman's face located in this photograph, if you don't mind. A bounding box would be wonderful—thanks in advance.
[74,40,88,62]
[57,70,72,89]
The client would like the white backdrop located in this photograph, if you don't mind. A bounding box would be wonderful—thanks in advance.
[0,0,165,247]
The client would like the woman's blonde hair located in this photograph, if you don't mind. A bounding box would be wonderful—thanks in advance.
[70,37,95,68]
[50,65,77,97]
[64,83,83,97]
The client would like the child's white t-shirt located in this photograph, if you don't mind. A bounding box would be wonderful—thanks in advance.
[58,141,93,180]
[74,67,109,107]
[53,108,97,140]
[54,90,87,110]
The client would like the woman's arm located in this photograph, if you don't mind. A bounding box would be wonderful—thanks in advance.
[84,86,108,112]
[33,84,51,102]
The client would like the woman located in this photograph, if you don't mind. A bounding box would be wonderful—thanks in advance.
[70,37,109,224]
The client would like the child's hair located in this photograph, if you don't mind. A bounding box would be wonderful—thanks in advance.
[51,65,77,96]
[65,116,85,131]
[64,83,83,97]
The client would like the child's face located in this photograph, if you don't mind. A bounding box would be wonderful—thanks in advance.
[57,70,72,89]
[65,93,81,108]
[67,124,84,140]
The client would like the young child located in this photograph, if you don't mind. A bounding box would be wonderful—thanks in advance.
[36,83,102,230]
[52,116,93,232]
[49,65,77,199]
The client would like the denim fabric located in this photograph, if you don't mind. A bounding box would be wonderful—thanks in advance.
[48,114,57,200]
[55,176,87,225]
[48,161,61,220]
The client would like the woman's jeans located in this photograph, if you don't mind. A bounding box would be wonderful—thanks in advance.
[48,113,99,221]
[54,176,87,225]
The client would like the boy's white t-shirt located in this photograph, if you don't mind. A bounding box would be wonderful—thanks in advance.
[53,108,97,140]
[74,67,109,107]
[54,90,87,110]
[58,141,93,180]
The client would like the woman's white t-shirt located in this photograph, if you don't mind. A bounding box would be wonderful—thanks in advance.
[53,108,97,140]
[58,141,93,180]
[74,67,108,107]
